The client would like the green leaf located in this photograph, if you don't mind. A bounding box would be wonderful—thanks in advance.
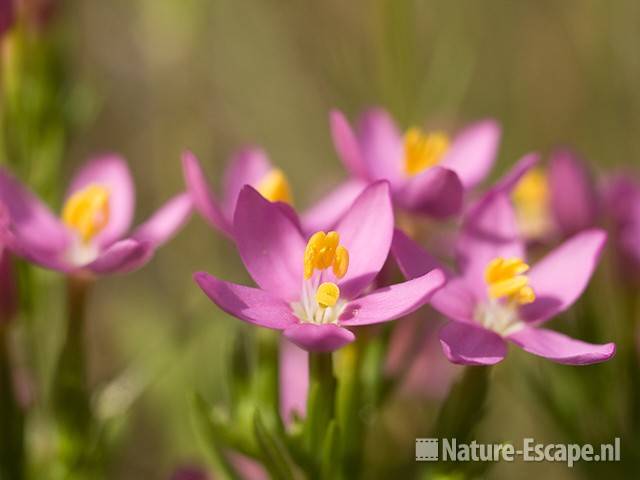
[253,409,296,480]
[190,393,241,480]
[320,420,341,480]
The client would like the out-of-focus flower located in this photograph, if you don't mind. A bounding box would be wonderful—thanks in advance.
[182,149,292,238]
[0,155,192,275]
[385,315,461,399]
[330,108,501,218]
[279,338,308,427]
[170,466,211,480]
[604,173,640,268]
[0,0,14,37]
[182,149,366,237]
[392,190,615,365]
[0,247,17,324]
[507,149,598,241]
[194,182,445,352]
[0,204,17,324]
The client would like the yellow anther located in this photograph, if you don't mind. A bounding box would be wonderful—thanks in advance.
[62,184,110,243]
[332,245,349,279]
[257,169,293,204]
[303,231,350,280]
[485,257,535,305]
[403,128,450,176]
[316,282,340,308]
[512,167,551,238]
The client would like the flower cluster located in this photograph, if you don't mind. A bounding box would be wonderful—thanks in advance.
[182,108,615,364]
[0,105,629,480]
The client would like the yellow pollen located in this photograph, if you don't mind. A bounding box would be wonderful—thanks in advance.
[62,184,110,243]
[316,282,340,308]
[512,167,551,238]
[403,128,450,176]
[484,257,536,305]
[257,169,293,204]
[303,231,350,280]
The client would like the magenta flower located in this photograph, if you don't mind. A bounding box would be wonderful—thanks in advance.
[604,173,640,268]
[0,0,14,37]
[194,182,445,352]
[182,149,291,237]
[0,155,192,275]
[505,149,599,241]
[279,338,308,427]
[392,191,615,365]
[182,149,366,237]
[330,108,501,218]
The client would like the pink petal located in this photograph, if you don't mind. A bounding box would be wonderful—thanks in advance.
[86,239,152,274]
[221,147,272,218]
[395,166,463,218]
[391,229,476,322]
[67,155,135,247]
[334,181,393,299]
[233,186,305,302]
[300,179,368,234]
[329,110,368,179]
[439,321,507,365]
[194,272,298,330]
[283,323,355,352]
[492,153,540,193]
[279,338,308,427]
[356,108,403,183]
[549,149,598,237]
[0,168,71,259]
[132,192,192,247]
[441,119,501,189]
[340,270,445,326]
[181,151,232,236]
[507,327,615,365]
[519,229,607,324]
[457,192,525,299]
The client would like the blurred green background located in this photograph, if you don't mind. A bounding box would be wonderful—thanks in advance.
[9,0,640,478]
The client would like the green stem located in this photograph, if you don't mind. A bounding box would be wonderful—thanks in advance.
[52,275,95,476]
[0,325,25,480]
[304,352,336,475]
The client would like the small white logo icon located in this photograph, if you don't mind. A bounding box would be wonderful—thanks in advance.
[416,438,439,461]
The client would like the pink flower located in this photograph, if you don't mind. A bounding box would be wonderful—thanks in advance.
[330,108,501,218]
[194,182,445,352]
[604,173,640,268]
[0,155,192,275]
[392,191,615,365]
[496,150,599,241]
[182,149,366,237]
[0,0,14,37]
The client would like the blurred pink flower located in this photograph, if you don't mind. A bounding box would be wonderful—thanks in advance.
[392,190,615,365]
[497,150,599,241]
[330,108,501,218]
[279,338,308,427]
[0,0,14,37]
[182,149,366,237]
[604,173,640,268]
[0,155,192,275]
[194,182,445,352]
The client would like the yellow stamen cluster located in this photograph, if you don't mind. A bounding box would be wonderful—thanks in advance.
[257,169,293,204]
[62,184,110,243]
[403,128,450,176]
[316,282,340,308]
[512,168,551,238]
[485,257,536,305]
[303,231,349,280]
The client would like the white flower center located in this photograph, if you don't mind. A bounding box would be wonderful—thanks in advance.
[291,276,346,325]
[474,299,525,337]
